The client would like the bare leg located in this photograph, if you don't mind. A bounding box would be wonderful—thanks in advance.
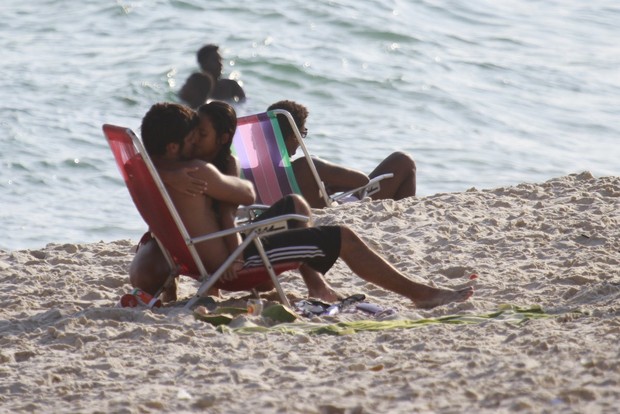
[129,238,171,296]
[369,151,416,200]
[287,194,341,300]
[288,194,313,224]
[338,226,473,308]
[130,238,222,302]
[292,160,329,208]
[299,264,340,302]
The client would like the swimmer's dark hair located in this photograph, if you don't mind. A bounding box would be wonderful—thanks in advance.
[178,73,213,109]
[197,44,219,67]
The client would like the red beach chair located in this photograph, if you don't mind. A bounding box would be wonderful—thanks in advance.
[103,124,307,309]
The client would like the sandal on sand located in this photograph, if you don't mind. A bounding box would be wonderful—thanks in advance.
[295,294,368,317]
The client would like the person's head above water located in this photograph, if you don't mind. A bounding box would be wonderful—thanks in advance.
[178,72,213,109]
[197,44,223,79]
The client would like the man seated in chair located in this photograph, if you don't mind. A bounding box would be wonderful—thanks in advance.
[267,100,417,208]
[130,102,473,309]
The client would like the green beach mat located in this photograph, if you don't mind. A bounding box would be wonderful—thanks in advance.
[194,304,585,336]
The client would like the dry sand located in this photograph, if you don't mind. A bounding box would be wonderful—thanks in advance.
[1,172,619,413]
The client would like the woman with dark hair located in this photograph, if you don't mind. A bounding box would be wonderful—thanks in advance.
[193,102,317,263]
[195,101,238,174]
[190,101,243,258]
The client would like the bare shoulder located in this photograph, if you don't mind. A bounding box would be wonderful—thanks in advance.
[164,159,218,179]
[184,159,206,168]
[311,156,349,174]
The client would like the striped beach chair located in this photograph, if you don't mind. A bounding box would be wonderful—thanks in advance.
[232,110,392,212]
[232,110,330,207]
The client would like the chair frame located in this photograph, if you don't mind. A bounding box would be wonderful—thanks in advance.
[103,124,308,309]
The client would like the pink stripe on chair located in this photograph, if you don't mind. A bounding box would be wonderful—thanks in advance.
[235,117,286,205]
[251,122,286,205]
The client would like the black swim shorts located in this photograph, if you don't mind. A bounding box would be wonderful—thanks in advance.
[251,195,301,227]
[242,195,341,274]
[242,225,341,275]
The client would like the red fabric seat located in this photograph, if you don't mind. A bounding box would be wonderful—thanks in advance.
[103,124,302,300]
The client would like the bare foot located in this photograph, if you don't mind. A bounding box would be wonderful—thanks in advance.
[299,264,341,302]
[307,283,340,303]
[414,286,474,309]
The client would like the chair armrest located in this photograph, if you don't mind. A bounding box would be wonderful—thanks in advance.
[188,214,309,246]
[236,204,271,224]
[330,173,394,203]
[186,213,309,308]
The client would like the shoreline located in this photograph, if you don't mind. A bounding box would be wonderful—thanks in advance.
[1,172,619,413]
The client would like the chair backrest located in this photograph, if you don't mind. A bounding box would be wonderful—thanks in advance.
[232,111,301,205]
[232,110,331,206]
[103,124,203,278]
[104,124,300,293]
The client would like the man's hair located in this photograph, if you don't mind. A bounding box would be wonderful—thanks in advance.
[197,44,219,68]
[197,101,237,173]
[267,100,309,139]
[141,102,199,156]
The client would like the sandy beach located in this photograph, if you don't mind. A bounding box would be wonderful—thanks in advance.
[1,172,619,413]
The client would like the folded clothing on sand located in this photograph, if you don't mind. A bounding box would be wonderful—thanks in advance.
[294,294,396,318]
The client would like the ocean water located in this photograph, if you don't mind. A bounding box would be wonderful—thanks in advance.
[1,0,619,251]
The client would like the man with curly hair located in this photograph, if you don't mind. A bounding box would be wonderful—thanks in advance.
[268,100,417,208]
